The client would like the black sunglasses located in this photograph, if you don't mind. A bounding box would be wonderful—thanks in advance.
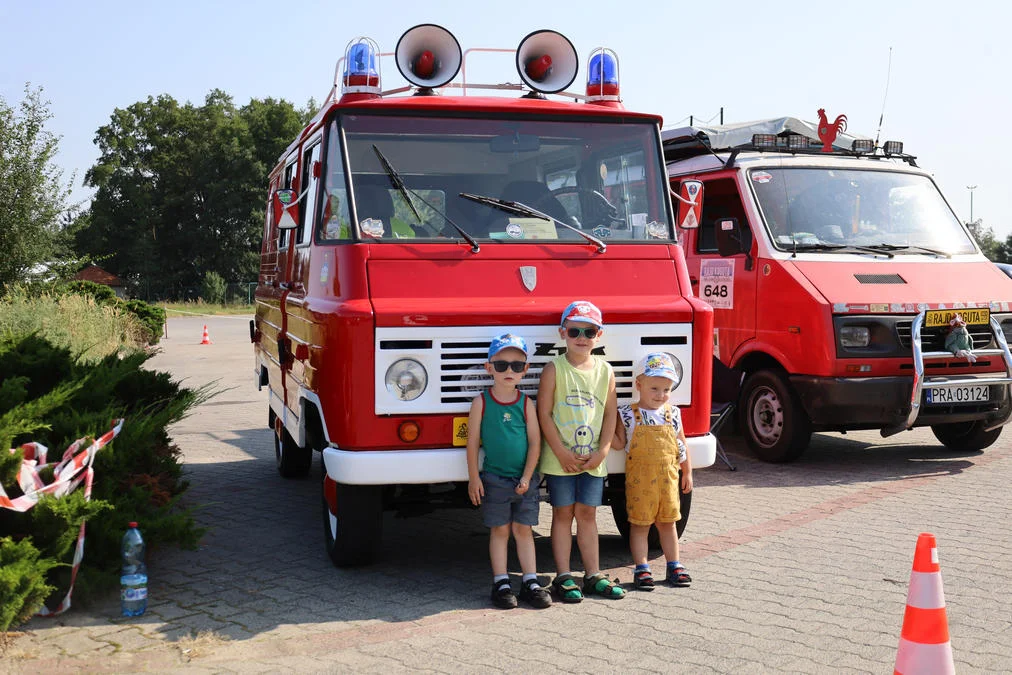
[566,327,599,339]
[491,360,527,373]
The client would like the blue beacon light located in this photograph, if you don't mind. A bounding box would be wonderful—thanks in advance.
[586,49,619,102]
[342,39,381,94]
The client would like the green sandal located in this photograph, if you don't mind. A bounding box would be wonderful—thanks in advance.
[583,573,626,599]
[551,573,584,603]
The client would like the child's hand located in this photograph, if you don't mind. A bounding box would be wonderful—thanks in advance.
[582,451,605,471]
[468,477,484,506]
[681,471,693,494]
[559,450,584,474]
[515,476,531,495]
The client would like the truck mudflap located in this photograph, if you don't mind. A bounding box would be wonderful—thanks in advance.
[881,312,1012,437]
[322,433,717,486]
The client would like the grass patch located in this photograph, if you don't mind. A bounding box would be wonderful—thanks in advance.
[162,301,253,316]
[0,291,147,361]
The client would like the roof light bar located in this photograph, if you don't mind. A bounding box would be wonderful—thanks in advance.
[752,134,777,150]
[851,139,875,154]
[883,140,904,155]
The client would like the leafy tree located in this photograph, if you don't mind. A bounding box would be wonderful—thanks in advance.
[200,270,226,304]
[0,85,74,289]
[966,220,1002,261]
[76,92,311,299]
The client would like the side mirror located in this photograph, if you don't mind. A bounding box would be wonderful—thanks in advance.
[714,217,754,271]
[273,189,299,230]
[675,179,704,229]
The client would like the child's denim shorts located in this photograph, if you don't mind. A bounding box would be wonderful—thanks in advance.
[545,472,605,507]
[480,471,540,528]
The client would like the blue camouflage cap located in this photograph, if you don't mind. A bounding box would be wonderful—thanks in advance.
[487,333,529,361]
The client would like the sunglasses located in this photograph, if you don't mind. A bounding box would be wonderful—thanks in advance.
[491,360,527,373]
[566,327,599,339]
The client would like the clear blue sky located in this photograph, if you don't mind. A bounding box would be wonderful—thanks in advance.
[3,0,1009,237]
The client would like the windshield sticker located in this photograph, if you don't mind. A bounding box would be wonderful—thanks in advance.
[507,217,558,239]
[592,226,612,239]
[360,218,385,238]
[647,221,667,239]
[506,222,523,238]
[700,259,734,309]
[320,262,329,285]
[752,171,773,184]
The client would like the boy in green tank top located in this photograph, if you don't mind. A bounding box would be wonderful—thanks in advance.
[538,301,625,602]
[466,334,551,610]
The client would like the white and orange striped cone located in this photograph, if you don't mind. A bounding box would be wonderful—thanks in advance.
[894,532,955,675]
[199,324,213,345]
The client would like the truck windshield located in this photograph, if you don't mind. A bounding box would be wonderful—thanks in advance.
[750,168,977,255]
[328,114,672,242]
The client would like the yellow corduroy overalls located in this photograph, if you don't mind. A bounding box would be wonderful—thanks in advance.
[625,403,681,526]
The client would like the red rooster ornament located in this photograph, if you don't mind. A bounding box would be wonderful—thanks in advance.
[817,109,847,152]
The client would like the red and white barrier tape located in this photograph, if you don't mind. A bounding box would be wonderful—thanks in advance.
[1,419,125,616]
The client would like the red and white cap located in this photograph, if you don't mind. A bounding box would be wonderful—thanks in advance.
[560,300,603,328]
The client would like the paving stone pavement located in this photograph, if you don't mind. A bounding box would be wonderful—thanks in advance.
[5,316,1012,673]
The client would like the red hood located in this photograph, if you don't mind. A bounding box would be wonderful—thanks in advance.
[367,244,694,326]
[788,259,1012,308]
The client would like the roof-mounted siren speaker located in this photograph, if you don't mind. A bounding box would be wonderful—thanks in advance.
[586,48,620,105]
[515,29,579,97]
[341,37,381,99]
[395,24,462,94]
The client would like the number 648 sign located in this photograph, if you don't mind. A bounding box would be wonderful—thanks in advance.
[699,259,734,309]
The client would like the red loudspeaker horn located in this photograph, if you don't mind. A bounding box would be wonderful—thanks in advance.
[515,29,579,94]
[395,24,462,90]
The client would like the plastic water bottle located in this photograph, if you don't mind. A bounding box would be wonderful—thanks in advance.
[120,522,147,616]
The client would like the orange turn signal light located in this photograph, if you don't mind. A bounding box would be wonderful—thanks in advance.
[398,421,420,443]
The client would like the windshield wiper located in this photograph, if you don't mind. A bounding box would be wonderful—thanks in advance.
[371,145,479,253]
[866,243,951,258]
[458,192,606,253]
[790,243,894,258]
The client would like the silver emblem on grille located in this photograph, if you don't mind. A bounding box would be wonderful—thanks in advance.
[520,266,537,292]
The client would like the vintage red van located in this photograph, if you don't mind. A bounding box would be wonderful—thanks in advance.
[252,25,715,565]
[664,116,1012,462]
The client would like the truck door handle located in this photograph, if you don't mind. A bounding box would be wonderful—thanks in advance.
[690,277,698,285]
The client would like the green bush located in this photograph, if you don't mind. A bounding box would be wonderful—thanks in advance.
[0,332,208,620]
[0,537,60,633]
[60,280,117,305]
[200,271,226,304]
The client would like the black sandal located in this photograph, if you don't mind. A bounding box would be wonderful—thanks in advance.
[551,573,584,603]
[583,572,626,599]
[490,578,517,609]
[666,566,691,587]
[633,569,655,591]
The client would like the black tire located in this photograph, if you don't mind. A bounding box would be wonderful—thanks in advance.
[321,461,383,566]
[738,369,811,463]
[930,420,1002,451]
[609,474,691,544]
[275,426,312,478]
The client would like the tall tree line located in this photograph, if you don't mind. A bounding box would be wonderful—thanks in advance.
[76,90,312,298]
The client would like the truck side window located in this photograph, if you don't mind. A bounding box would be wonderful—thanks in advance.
[296,142,322,246]
[279,157,298,249]
[697,178,748,253]
[319,120,351,241]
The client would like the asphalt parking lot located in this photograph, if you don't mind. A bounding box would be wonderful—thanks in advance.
[6,315,1012,673]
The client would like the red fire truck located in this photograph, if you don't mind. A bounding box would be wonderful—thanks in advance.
[252,24,715,565]
[664,116,1012,462]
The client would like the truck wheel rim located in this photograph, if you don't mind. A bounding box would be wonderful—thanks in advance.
[750,387,783,448]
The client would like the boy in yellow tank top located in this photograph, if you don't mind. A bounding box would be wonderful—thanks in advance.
[614,353,694,589]
[537,301,625,602]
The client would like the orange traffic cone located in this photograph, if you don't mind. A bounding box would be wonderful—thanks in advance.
[894,533,954,675]
[200,325,213,345]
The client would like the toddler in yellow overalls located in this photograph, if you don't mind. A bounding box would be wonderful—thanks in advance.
[614,353,693,589]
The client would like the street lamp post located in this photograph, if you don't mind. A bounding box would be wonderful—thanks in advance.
[967,184,977,224]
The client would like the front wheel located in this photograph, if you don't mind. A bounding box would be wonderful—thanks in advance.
[322,460,383,566]
[738,369,811,463]
[930,420,1002,451]
[609,474,691,545]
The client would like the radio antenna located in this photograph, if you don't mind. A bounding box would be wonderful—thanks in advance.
[874,47,893,147]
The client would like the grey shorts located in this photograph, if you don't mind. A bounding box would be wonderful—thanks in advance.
[480,471,540,528]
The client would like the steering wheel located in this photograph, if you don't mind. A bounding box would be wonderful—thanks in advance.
[542,187,621,229]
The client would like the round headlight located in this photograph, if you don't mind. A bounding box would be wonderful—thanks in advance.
[667,354,683,388]
[385,359,428,401]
